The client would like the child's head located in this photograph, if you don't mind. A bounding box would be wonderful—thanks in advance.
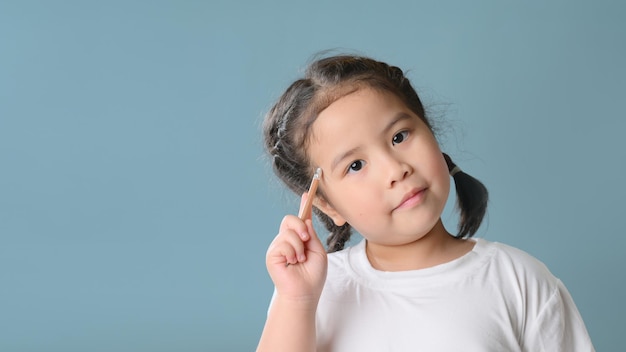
[264,54,488,252]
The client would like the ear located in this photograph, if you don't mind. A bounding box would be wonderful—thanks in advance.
[313,197,347,226]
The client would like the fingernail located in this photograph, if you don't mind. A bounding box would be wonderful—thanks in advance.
[300,232,309,240]
[298,254,306,262]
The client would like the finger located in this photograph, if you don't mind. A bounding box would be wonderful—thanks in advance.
[268,235,298,265]
[279,214,310,241]
[281,229,307,263]
[268,226,308,264]
[298,192,314,221]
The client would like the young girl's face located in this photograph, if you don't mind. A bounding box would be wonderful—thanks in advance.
[309,87,451,247]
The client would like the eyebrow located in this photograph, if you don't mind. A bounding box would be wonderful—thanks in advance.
[329,112,413,172]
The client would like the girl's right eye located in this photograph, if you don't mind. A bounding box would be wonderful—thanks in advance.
[347,160,365,174]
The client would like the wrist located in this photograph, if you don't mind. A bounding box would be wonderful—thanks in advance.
[272,293,320,313]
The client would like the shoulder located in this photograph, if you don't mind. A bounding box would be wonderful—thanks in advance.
[479,238,554,277]
[477,239,595,349]
[477,238,560,299]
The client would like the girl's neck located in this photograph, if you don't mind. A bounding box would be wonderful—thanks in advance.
[365,220,475,272]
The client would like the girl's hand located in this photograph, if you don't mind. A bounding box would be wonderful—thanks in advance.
[266,192,328,304]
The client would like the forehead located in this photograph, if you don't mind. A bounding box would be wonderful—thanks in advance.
[307,88,415,166]
[311,87,408,135]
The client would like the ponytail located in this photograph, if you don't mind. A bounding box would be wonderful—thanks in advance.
[443,153,488,238]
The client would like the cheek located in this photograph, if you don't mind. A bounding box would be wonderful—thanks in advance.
[432,154,452,194]
[326,186,356,210]
[441,173,451,201]
[324,184,375,220]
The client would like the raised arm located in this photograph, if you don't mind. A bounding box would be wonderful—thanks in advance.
[257,192,328,352]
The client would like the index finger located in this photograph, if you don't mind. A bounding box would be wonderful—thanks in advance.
[298,168,322,220]
[298,192,314,220]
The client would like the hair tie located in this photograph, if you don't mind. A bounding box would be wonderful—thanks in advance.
[450,165,462,177]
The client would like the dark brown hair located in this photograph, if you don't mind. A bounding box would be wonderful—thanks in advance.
[263,54,488,252]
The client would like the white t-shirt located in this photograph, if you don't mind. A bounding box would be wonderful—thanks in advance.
[315,238,594,352]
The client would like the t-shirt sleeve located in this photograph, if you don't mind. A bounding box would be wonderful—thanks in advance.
[523,280,595,352]
[266,287,277,316]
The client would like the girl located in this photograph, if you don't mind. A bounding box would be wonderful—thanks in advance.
[257,54,594,351]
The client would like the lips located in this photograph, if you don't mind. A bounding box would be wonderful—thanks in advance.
[394,188,427,210]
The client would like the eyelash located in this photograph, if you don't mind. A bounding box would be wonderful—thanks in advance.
[347,160,365,174]
[392,130,409,145]
[345,130,411,174]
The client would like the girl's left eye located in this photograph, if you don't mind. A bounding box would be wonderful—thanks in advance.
[392,130,409,145]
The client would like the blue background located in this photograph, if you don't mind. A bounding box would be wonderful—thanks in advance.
[1,1,624,351]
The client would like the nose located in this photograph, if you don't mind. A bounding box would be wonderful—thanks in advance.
[383,154,412,188]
